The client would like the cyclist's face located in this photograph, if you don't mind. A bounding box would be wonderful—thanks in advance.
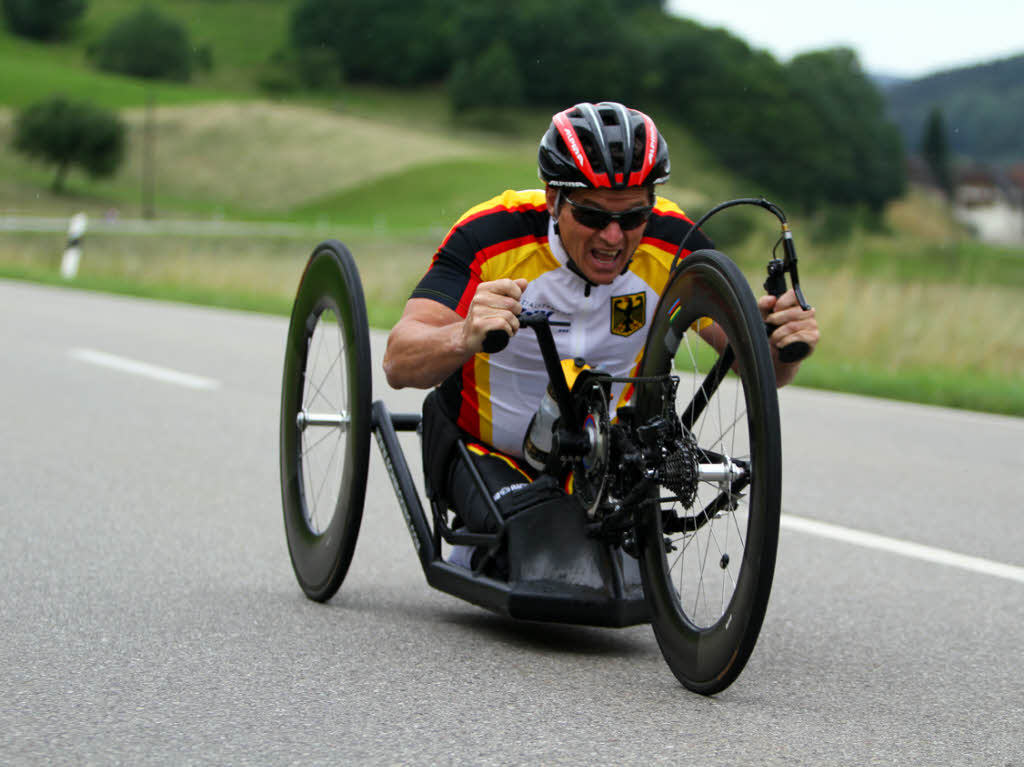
[547,186,651,285]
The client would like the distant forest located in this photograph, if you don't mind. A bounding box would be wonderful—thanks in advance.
[288,0,904,212]
[885,54,1024,165]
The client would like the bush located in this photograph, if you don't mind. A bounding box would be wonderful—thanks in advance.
[1,0,86,41]
[256,46,341,95]
[91,6,193,81]
[289,0,454,87]
[12,97,125,192]
[449,41,524,112]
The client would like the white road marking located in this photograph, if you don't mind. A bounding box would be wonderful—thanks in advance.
[781,513,1024,584]
[69,348,220,391]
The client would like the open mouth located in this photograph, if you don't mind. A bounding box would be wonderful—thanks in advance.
[591,248,621,264]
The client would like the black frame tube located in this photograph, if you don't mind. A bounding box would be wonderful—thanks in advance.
[370,400,434,569]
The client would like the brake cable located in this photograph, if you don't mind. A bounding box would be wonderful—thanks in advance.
[670,197,812,362]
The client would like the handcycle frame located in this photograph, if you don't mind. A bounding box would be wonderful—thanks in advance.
[370,314,652,628]
[281,196,809,693]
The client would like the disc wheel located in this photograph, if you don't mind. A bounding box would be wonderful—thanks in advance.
[635,249,782,695]
[280,240,372,602]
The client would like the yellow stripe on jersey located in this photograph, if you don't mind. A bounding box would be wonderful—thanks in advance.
[616,350,645,411]
[471,352,493,447]
[630,244,673,294]
[450,189,547,228]
[480,242,561,283]
[466,442,533,481]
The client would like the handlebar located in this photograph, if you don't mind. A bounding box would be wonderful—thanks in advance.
[481,313,554,355]
[481,329,511,354]
[484,197,813,366]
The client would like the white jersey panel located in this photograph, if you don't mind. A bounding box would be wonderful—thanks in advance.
[487,218,665,457]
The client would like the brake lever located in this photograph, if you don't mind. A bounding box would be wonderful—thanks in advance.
[764,223,812,364]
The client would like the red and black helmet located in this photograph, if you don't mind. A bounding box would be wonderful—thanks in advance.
[538,101,670,189]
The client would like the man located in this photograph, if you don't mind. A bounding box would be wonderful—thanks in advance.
[384,101,819,540]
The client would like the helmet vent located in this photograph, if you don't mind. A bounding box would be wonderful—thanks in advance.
[631,126,647,172]
[538,101,670,189]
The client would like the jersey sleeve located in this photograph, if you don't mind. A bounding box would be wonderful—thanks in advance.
[644,196,714,257]
[409,190,550,318]
[410,224,480,317]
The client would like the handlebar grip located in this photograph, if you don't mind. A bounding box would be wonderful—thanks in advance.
[482,329,510,354]
[777,339,811,364]
[764,263,811,363]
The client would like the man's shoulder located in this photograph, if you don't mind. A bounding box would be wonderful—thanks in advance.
[451,189,548,230]
[440,189,552,262]
[643,194,713,253]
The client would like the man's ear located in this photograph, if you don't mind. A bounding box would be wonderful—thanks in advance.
[545,186,560,218]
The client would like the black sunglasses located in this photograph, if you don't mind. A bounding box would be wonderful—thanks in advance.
[562,195,653,231]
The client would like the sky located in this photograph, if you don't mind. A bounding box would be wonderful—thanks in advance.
[666,0,1024,79]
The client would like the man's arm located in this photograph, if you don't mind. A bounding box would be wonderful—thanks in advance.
[383,278,528,390]
[697,288,819,388]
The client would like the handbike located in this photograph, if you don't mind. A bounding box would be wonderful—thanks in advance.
[279,199,809,695]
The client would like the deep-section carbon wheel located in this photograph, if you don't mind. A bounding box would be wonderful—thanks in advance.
[280,240,371,602]
[635,249,782,695]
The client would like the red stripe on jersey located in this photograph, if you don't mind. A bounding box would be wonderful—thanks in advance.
[440,199,547,249]
[653,205,690,221]
[453,233,544,316]
[455,274,481,317]
[457,362,480,436]
[641,234,689,255]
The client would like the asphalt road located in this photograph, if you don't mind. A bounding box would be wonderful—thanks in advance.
[2,278,1022,766]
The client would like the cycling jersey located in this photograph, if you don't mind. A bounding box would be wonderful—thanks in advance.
[412,188,712,458]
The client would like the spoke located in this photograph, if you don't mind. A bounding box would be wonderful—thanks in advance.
[307,314,332,409]
[731,372,741,466]
[302,424,341,457]
[301,442,315,530]
[695,511,717,621]
[703,516,732,616]
[311,429,343,526]
[302,426,341,533]
[702,408,745,455]
[728,505,748,551]
[306,344,343,413]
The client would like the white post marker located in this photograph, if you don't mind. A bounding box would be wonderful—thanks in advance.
[61,212,88,279]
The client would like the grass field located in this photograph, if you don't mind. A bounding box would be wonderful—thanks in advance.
[2,5,1022,416]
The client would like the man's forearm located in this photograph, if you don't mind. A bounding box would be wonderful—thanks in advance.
[383,320,470,390]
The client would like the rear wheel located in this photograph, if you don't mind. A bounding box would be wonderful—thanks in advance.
[280,241,372,602]
[635,249,781,694]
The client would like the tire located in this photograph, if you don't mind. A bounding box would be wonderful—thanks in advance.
[280,241,372,602]
[635,249,781,695]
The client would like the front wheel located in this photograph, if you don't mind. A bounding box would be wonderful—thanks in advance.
[635,249,782,695]
[280,241,372,602]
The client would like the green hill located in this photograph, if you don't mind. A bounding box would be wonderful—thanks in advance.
[2,0,1023,416]
[885,54,1024,163]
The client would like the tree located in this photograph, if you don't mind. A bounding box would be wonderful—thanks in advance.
[921,106,954,199]
[1,0,86,41]
[91,6,193,81]
[290,0,455,87]
[449,41,525,112]
[786,48,905,212]
[12,97,125,193]
[451,0,630,107]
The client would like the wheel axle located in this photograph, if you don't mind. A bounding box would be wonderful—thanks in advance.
[296,411,350,431]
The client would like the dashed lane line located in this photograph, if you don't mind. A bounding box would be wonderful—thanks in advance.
[69,348,221,391]
[782,513,1024,584]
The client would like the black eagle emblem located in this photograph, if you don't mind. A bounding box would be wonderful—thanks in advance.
[610,292,646,337]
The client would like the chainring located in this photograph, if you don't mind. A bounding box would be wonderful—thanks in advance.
[571,376,610,517]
